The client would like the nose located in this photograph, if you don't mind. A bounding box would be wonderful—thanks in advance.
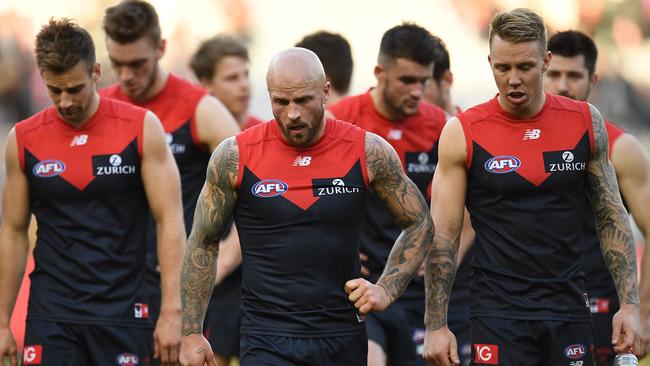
[556,75,569,94]
[508,71,522,86]
[118,66,134,82]
[410,82,425,99]
[286,103,301,121]
[59,92,73,108]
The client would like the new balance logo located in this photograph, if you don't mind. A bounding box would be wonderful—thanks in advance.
[292,156,312,167]
[387,129,403,140]
[70,134,88,146]
[522,129,541,140]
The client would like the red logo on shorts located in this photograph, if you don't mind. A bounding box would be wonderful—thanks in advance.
[23,345,42,365]
[134,303,149,319]
[474,344,498,364]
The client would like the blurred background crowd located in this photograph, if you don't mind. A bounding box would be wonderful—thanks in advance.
[1,0,649,134]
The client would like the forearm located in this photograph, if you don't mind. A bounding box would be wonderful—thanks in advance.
[424,234,457,330]
[376,216,434,302]
[0,230,29,327]
[180,233,218,335]
[598,214,639,305]
[156,218,185,315]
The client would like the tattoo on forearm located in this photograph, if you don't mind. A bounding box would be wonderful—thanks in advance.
[366,134,434,302]
[587,105,639,305]
[424,237,456,329]
[181,138,239,335]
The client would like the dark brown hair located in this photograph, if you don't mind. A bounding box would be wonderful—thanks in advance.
[103,0,161,45]
[35,18,96,74]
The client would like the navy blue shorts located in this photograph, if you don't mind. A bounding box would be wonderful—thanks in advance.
[240,332,367,366]
[24,320,153,366]
[589,295,618,366]
[366,305,425,366]
[471,317,595,366]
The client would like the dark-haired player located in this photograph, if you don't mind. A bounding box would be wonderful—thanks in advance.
[0,18,185,366]
[100,2,239,363]
[544,29,650,364]
[329,23,446,366]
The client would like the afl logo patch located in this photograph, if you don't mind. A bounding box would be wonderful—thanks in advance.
[252,179,289,198]
[33,160,65,178]
[116,353,139,365]
[484,156,521,174]
[564,344,586,359]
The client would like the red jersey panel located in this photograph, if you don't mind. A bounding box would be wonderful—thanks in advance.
[16,97,151,326]
[234,119,368,337]
[459,93,595,321]
[329,91,446,307]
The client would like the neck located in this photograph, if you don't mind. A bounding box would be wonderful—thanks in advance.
[370,87,402,120]
[64,92,100,128]
[140,67,168,102]
[498,92,546,120]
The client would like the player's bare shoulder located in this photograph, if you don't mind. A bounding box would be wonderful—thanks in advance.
[207,136,239,189]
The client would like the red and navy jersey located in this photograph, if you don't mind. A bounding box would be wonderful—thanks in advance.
[459,93,595,321]
[329,91,446,307]
[16,97,152,327]
[582,120,626,314]
[234,119,368,337]
[101,75,208,303]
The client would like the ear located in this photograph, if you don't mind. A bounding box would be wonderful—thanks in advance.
[442,69,453,87]
[323,81,331,106]
[92,63,102,82]
[156,38,167,59]
[542,51,552,73]
[374,64,384,82]
[590,73,599,89]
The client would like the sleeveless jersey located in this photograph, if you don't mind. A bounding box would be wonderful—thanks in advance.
[329,91,446,307]
[459,93,595,321]
[101,74,208,299]
[16,97,151,327]
[582,121,626,314]
[234,119,368,337]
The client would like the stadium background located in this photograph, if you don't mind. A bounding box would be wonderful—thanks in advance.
[0,0,648,364]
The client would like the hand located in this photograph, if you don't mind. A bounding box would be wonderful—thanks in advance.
[611,303,641,355]
[359,252,370,277]
[0,328,17,366]
[423,326,460,366]
[154,308,182,365]
[180,334,216,366]
[638,306,650,357]
[344,278,391,314]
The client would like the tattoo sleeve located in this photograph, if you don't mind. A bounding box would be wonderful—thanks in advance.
[180,137,239,335]
[587,104,639,305]
[366,133,435,305]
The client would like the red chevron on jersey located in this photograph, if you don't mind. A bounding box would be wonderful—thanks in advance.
[236,119,368,211]
[459,94,594,187]
[16,98,146,191]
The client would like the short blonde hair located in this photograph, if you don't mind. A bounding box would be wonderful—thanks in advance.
[488,8,547,52]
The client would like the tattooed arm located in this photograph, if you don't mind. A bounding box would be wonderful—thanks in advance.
[586,104,641,354]
[345,132,433,313]
[179,137,239,366]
